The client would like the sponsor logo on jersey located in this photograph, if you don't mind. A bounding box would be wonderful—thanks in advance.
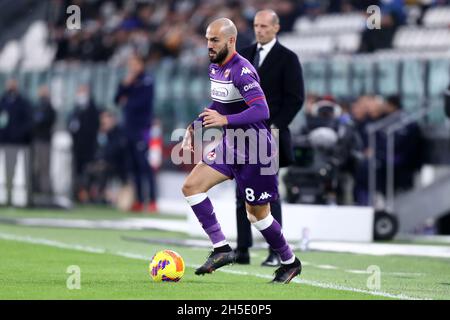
[224,69,230,78]
[240,67,252,76]
[211,87,229,98]
[210,80,243,103]
[243,81,259,92]
[211,68,216,75]
[258,192,272,201]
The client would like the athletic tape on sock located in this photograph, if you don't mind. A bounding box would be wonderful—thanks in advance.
[251,213,274,231]
[185,193,208,206]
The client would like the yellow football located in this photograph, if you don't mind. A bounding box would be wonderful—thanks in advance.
[149,250,185,282]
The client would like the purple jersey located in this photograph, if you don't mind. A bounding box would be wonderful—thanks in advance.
[201,53,279,205]
[206,52,276,164]
[209,52,269,130]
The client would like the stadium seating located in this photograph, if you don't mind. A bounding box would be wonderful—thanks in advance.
[293,13,366,34]
[393,27,450,51]
[20,21,55,71]
[422,6,450,28]
[0,40,21,72]
[280,13,365,57]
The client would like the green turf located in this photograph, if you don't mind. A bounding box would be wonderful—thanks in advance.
[1,207,450,300]
[0,205,185,220]
[0,238,380,300]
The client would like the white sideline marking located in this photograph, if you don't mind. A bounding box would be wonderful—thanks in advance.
[346,269,370,274]
[300,261,423,277]
[316,264,338,270]
[345,269,424,277]
[0,232,429,300]
[309,241,450,258]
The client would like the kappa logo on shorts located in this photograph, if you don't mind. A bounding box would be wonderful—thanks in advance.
[258,192,272,201]
[206,151,216,161]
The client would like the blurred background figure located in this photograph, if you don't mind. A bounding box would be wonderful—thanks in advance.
[84,110,127,204]
[285,97,363,205]
[31,85,56,203]
[115,53,157,213]
[0,79,32,145]
[67,84,100,203]
[359,0,407,53]
[446,84,450,119]
[378,95,423,194]
[350,95,371,205]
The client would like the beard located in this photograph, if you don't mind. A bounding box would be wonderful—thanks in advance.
[209,44,229,64]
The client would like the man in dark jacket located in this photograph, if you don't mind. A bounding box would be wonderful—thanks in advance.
[236,9,304,266]
[445,84,450,119]
[32,85,56,198]
[0,79,32,145]
[67,84,100,202]
[85,110,127,203]
[115,53,157,213]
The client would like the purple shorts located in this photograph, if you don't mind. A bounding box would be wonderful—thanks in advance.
[204,157,279,206]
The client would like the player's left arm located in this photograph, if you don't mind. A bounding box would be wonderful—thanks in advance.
[271,52,305,129]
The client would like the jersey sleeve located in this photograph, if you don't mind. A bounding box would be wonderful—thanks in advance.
[226,65,270,126]
[233,66,265,104]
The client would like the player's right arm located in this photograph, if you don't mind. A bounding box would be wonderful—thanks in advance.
[183,103,218,151]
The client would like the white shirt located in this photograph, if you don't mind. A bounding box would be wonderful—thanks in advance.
[256,37,277,68]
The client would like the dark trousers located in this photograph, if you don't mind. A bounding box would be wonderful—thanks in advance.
[32,140,52,195]
[127,138,156,203]
[235,187,282,250]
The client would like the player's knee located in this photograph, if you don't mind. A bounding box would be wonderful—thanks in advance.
[246,205,270,222]
[182,179,198,196]
[246,211,258,223]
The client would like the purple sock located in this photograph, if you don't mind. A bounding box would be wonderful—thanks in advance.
[252,214,294,264]
[185,193,227,247]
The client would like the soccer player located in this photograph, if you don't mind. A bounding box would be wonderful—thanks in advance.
[181,18,301,283]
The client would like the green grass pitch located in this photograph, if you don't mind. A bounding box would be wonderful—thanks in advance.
[0,206,449,300]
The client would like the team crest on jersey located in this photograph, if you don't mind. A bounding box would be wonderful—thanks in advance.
[206,151,216,161]
[224,69,231,78]
[240,67,252,76]
[211,68,216,75]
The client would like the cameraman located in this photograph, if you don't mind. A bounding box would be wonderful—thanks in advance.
[287,98,363,205]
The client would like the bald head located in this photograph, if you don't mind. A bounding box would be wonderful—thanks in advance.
[254,9,280,45]
[207,18,237,38]
[206,18,238,64]
[256,9,280,25]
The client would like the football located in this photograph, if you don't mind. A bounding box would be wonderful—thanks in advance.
[149,250,185,282]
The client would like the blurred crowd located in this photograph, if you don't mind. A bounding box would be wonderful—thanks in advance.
[289,92,423,206]
[47,0,450,67]
[0,54,160,210]
[1,0,442,209]
[0,72,425,207]
[0,78,127,205]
